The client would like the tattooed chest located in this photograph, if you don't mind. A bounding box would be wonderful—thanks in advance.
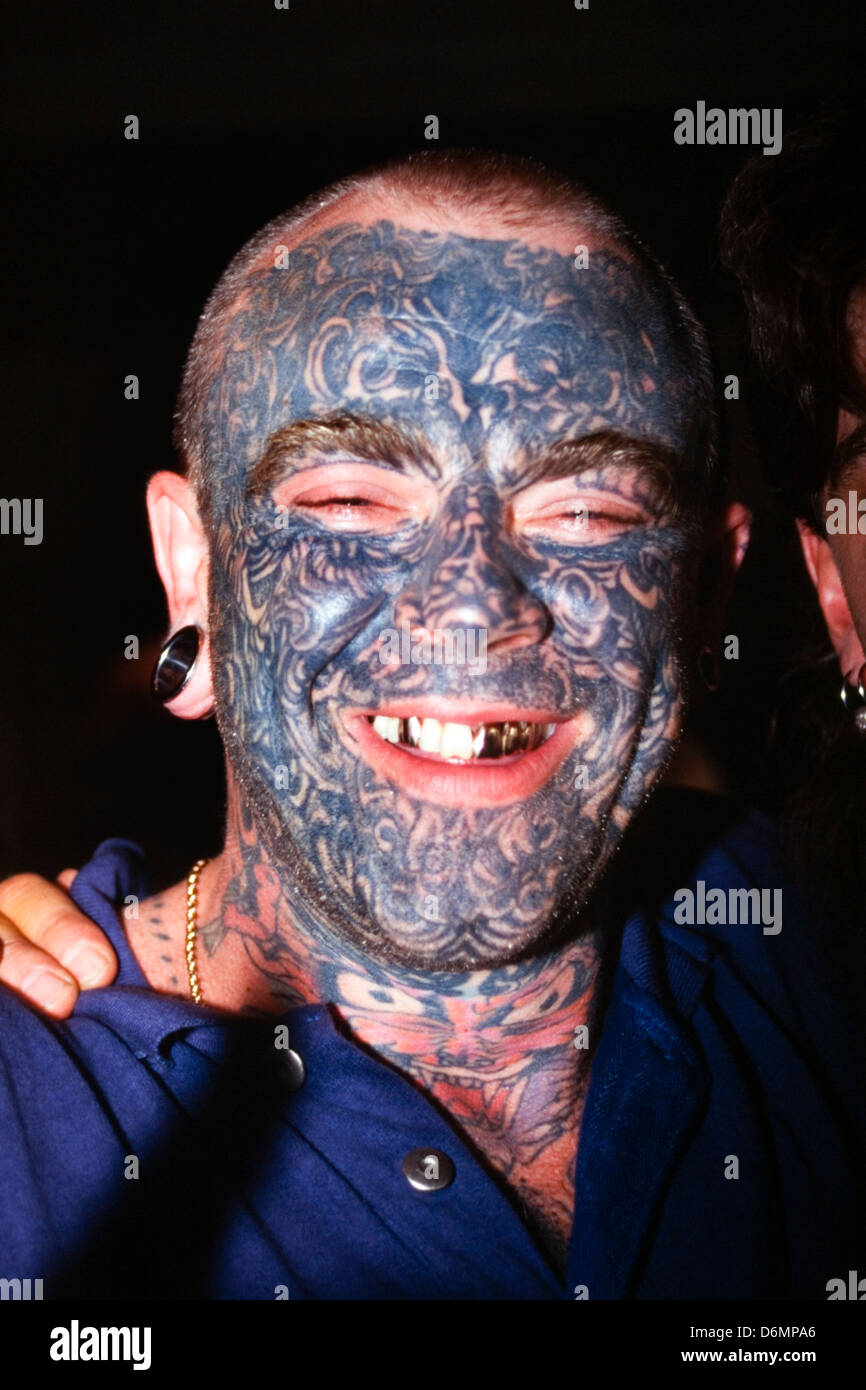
[332,961,596,1278]
[422,1066,585,1280]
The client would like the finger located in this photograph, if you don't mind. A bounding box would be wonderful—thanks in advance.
[56,869,78,891]
[0,873,117,988]
[0,909,80,1017]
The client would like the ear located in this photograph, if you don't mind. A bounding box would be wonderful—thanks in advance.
[797,519,866,682]
[698,500,752,638]
[147,471,214,719]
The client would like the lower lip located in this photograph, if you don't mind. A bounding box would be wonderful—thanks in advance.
[343,713,584,808]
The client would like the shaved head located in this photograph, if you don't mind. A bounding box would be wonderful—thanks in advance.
[173,149,718,523]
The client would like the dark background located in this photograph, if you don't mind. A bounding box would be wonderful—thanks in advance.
[2,0,863,884]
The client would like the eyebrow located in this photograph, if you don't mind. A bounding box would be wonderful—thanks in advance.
[246,414,684,509]
[246,414,442,498]
[515,429,682,503]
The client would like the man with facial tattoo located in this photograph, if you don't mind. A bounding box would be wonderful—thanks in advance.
[0,151,863,1300]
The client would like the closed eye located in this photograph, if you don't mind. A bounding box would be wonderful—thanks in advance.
[510,468,664,545]
[289,493,416,533]
[271,463,436,534]
[513,498,651,545]
[305,496,370,507]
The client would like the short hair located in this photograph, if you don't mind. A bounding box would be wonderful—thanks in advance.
[720,103,866,529]
[174,149,719,518]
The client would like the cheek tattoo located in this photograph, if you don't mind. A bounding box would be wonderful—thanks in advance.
[201,220,697,974]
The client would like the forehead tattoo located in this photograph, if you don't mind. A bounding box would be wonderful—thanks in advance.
[202,219,694,505]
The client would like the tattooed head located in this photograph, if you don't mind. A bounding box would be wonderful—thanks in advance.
[172,151,720,971]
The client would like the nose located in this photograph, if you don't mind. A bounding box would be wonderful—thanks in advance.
[392,485,550,655]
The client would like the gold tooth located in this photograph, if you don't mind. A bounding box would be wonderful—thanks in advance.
[381,716,551,759]
[480,724,503,758]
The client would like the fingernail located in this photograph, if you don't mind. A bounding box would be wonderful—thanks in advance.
[63,943,113,988]
[21,968,76,1011]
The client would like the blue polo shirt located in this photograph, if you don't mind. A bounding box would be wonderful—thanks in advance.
[1,795,864,1300]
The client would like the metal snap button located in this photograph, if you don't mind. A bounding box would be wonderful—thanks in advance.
[402,1147,455,1191]
[276,1048,306,1091]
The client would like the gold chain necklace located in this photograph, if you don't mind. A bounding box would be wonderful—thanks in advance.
[185,858,209,1004]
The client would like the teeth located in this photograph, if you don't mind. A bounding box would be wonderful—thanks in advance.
[439,722,474,760]
[372,715,401,745]
[481,724,503,758]
[368,715,557,760]
[419,718,441,753]
[501,722,520,755]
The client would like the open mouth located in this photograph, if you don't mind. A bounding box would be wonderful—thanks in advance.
[343,702,584,808]
[367,715,556,762]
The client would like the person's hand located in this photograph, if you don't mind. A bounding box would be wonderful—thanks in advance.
[0,871,117,1017]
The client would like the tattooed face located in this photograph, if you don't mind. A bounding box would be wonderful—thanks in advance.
[203,217,701,971]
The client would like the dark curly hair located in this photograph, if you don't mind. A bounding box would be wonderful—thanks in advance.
[719,101,866,531]
[719,102,866,929]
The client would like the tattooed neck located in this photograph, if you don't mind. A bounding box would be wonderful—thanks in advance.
[150,793,599,1275]
[193,791,600,1036]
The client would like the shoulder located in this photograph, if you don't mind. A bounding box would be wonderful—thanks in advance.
[630,789,825,950]
[623,790,863,1052]
[649,794,866,1134]
[66,837,192,997]
[659,797,848,976]
[0,981,116,1141]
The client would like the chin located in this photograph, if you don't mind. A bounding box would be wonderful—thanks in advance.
[318,815,609,974]
[331,910,577,974]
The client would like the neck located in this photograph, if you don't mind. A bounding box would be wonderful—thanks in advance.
[194,800,601,1059]
[138,794,602,1274]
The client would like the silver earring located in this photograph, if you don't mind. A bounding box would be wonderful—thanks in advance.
[151,624,202,703]
[840,662,866,735]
